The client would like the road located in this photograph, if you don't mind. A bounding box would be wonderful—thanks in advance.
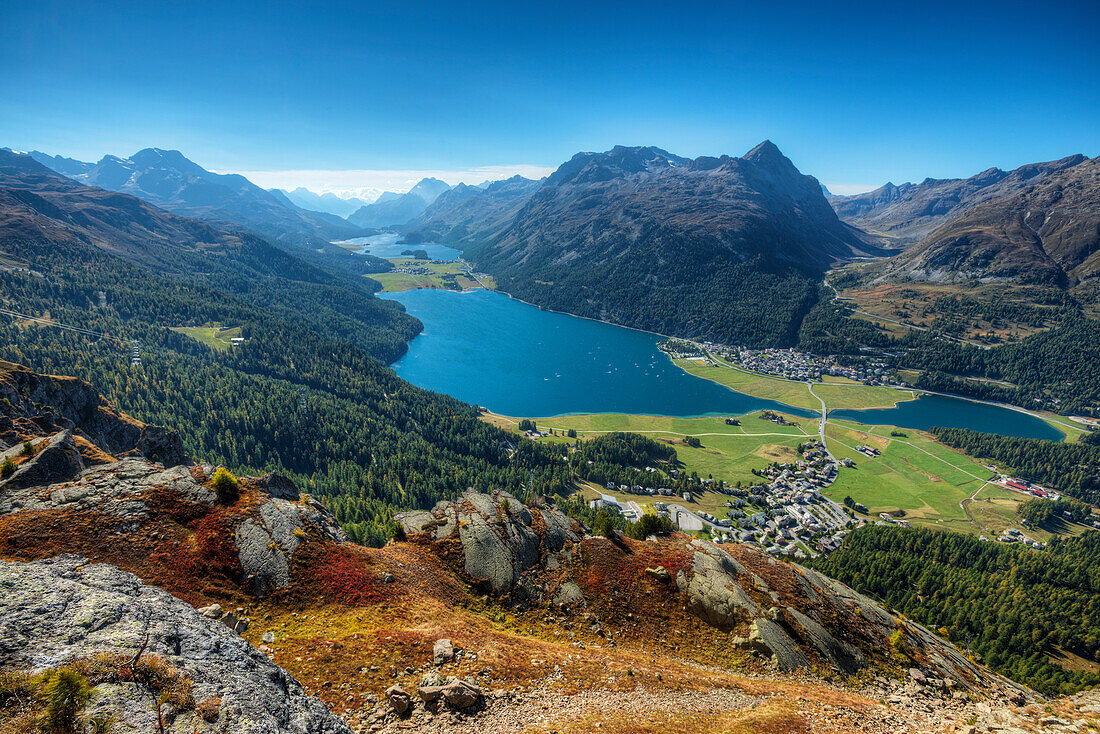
[806,382,834,460]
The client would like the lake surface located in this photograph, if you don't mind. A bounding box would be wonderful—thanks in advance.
[832,395,1063,441]
[382,288,1064,440]
[337,233,461,261]
[382,289,815,418]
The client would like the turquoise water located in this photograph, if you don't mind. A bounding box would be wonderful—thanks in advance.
[338,233,461,260]
[382,289,814,418]
[832,395,1063,440]
[382,288,1064,440]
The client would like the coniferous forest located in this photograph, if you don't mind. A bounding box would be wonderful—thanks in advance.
[814,526,1100,695]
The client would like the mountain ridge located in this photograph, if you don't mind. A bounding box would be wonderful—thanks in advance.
[26,147,363,244]
[347,177,452,228]
[828,154,1090,245]
[447,142,892,346]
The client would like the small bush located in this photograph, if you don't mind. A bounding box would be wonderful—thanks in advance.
[1,458,16,478]
[38,667,92,733]
[210,467,239,504]
[21,441,34,457]
[592,509,617,539]
[627,513,674,540]
[389,522,407,542]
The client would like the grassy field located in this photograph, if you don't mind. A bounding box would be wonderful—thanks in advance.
[674,357,914,411]
[673,359,821,410]
[170,324,242,352]
[822,420,997,534]
[485,411,817,489]
[367,258,484,292]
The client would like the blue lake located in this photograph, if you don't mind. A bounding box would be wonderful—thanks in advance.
[338,233,461,261]
[832,395,1063,440]
[382,288,1064,440]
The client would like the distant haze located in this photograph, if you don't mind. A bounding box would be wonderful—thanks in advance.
[231,165,557,200]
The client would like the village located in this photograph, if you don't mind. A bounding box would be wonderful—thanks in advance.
[659,338,901,387]
[589,439,885,559]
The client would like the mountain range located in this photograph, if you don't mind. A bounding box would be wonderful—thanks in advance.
[346,177,452,228]
[25,148,364,244]
[413,142,890,345]
[827,154,1088,245]
[276,186,373,218]
[875,155,1100,289]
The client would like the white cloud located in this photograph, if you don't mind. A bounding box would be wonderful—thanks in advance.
[821,182,882,196]
[224,164,557,200]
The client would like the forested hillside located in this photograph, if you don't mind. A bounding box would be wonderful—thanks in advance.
[814,526,1100,695]
[799,294,1100,413]
[931,428,1100,502]
[0,151,573,545]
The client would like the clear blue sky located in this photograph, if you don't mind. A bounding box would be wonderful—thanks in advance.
[2,0,1097,192]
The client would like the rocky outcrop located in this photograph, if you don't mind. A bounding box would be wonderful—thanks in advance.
[0,555,350,733]
[0,429,83,490]
[675,540,761,630]
[0,360,186,465]
[395,490,581,600]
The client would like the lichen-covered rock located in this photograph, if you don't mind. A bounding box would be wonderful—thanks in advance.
[433,638,454,665]
[458,510,517,592]
[135,425,187,467]
[0,555,350,734]
[258,472,300,501]
[785,607,866,675]
[676,541,761,629]
[746,617,811,671]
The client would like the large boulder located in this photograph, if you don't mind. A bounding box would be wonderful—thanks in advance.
[676,540,761,629]
[0,555,350,733]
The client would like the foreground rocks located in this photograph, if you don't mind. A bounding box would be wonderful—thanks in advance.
[0,555,350,733]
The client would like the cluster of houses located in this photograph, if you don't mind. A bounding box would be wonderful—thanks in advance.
[994,527,1044,548]
[1004,477,1061,500]
[591,439,862,558]
[658,338,900,388]
[855,445,882,458]
[719,346,899,386]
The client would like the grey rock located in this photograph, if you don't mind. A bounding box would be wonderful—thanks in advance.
[0,555,350,734]
[258,472,300,500]
[785,607,866,675]
[135,425,187,467]
[262,632,276,644]
[678,543,760,630]
[746,617,811,671]
[433,638,454,665]
[197,603,223,619]
[552,581,584,607]
[441,679,483,709]
[458,511,515,593]
[645,566,671,583]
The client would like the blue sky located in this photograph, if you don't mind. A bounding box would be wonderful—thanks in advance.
[2,0,1097,195]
